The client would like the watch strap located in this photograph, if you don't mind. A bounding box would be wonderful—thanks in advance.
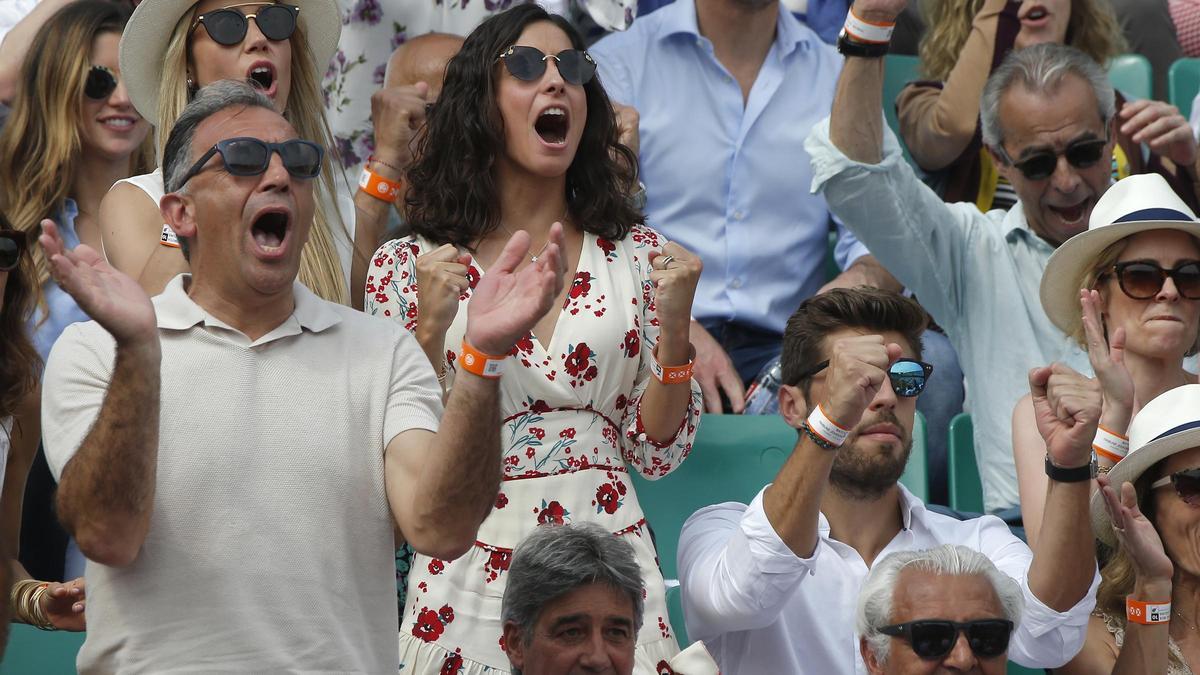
[1044,454,1097,483]
[837,30,889,58]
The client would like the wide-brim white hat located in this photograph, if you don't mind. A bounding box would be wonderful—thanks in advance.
[1040,173,1200,338]
[1092,384,1200,545]
[118,0,342,120]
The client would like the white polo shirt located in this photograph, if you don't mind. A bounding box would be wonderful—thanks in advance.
[43,275,442,674]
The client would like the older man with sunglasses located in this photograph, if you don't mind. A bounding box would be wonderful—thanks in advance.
[678,287,1100,673]
[804,0,1200,516]
[37,80,566,673]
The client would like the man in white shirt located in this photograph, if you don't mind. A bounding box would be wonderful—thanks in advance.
[39,80,565,673]
[677,288,1099,674]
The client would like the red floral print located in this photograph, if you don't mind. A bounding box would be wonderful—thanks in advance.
[413,607,445,642]
[569,271,593,299]
[495,492,509,509]
[439,604,455,625]
[537,500,567,525]
[428,559,445,575]
[657,660,677,675]
[597,237,616,257]
[441,651,463,675]
[621,329,640,358]
[564,343,593,377]
[596,483,620,514]
[559,428,576,439]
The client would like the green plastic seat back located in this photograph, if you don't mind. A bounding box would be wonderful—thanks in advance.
[883,54,921,165]
[1108,54,1152,101]
[948,413,984,513]
[0,624,85,674]
[1170,58,1200,121]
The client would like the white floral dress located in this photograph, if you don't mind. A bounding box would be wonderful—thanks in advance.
[366,224,701,674]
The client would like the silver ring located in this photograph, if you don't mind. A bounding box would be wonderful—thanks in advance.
[661,255,676,268]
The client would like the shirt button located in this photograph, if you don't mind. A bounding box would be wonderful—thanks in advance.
[733,210,745,220]
[730,278,743,289]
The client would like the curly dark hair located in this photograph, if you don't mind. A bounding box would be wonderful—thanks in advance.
[404,3,642,249]
[0,226,41,421]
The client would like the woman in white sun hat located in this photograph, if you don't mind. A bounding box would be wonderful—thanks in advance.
[1057,384,1200,673]
[1013,172,1200,548]
[99,0,404,307]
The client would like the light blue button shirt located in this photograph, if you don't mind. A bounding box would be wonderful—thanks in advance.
[591,0,868,334]
[30,199,90,362]
[806,119,1093,512]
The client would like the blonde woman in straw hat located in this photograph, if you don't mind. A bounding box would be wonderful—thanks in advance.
[1059,384,1200,673]
[1012,173,1200,549]
[99,0,411,307]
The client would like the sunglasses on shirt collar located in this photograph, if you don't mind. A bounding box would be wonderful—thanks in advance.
[190,3,300,46]
[795,358,934,397]
[497,45,596,86]
[1152,467,1200,506]
[995,129,1110,181]
[879,619,1014,661]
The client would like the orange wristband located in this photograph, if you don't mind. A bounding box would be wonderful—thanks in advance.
[650,343,695,385]
[358,166,402,203]
[1127,598,1171,625]
[459,339,507,379]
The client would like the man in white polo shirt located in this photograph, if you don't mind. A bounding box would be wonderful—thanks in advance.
[38,80,565,674]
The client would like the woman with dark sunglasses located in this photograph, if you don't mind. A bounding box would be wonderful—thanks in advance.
[367,5,703,673]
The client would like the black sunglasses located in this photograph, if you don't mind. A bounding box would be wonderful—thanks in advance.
[796,358,934,397]
[0,229,29,272]
[497,46,596,86]
[996,131,1110,181]
[1100,260,1200,300]
[84,65,119,100]
[176,137,323,189]
[1152,467,1200,506]
[879,619,1014,661]
[190,3,300,46]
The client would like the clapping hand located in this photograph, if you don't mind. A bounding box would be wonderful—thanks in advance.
[1029,363,1102,469]
[820,334,903,431]
[1081,289,1134,433]
[39,220,157,346]
[415,244,472,342]
[464,223,566,356]
[1098,475,1173,590]
[1120,99,1196,168]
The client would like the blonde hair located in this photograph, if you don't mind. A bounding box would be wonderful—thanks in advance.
[157,5,349,304]
[0,1,153,307]
[919,0,1126,81]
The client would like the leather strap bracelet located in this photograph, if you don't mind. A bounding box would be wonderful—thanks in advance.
[1044,453,1097,483]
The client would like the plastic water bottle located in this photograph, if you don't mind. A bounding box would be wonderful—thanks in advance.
[743,358,782,416]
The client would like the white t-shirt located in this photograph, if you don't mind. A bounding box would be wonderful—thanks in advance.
[42,275,442,674]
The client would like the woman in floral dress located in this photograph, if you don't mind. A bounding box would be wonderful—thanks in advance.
[366,5,702,673]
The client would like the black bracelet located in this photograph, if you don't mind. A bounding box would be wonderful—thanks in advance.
[801,422,839,451]
[836,31,889,59]
[1044,454,1097,483]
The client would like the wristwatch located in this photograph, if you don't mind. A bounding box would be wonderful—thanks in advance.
[1044,453,1098,483]
[836,30,889,59]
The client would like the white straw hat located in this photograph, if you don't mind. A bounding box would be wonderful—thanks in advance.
[118,0,341,120]
[1040,173,1200,338]
[1091,384,1200,545]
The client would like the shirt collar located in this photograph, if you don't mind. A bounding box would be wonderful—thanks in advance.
[816,483,924,537]
[660,0,813,55]
[154,274,342,335]
[1003,204,1060,253]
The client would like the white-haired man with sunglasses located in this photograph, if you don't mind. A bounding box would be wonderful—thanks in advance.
[857,544,1023,675]
[678,287,1100,673]
[37,80,566,672]
[807,0,1200,518]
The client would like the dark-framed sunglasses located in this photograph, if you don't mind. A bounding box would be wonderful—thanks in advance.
[0,229,29,272]
[497,45,596,86]
[879,619,1014,661]
[84,65,119,100]
[176,137,323,189]
[1100,260,1200,300]
[190,3,300,46]
[996,131,1110,181]
[1152,467,1200,506]
[796,358,934,397]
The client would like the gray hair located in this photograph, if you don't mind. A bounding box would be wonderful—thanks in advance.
[856,545,1023,665]
[501,522,645,649]
[980,43,1116,149]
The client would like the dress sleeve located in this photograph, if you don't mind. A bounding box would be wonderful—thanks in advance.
[618,226,703,480]
[365,237,423,335]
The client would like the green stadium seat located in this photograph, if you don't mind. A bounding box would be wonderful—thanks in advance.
[1108,54,1152,101]
[883,54,921,165]
[1170,58,1200,121]
[948,413,984,514]
[0,624,85,674]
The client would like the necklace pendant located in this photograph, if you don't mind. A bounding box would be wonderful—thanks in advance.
[530,255,538,263]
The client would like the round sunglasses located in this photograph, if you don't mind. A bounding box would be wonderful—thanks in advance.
[1100,260,1200,300]
[1152,467,1200,506]
[795,357,934,397]
[0,229,28,272]
[879,619,1014,661]
[497,46,596,86]
[176,137,323,189]
[995,132,1110,181]
[190,3,300,46]
[84,65,119,100]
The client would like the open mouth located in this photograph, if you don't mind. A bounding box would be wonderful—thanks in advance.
[1048,201,1088,225]
[534,106,568,146]
[1023,6,1048,21]
[246,63,276,94]
[251,210,289,251]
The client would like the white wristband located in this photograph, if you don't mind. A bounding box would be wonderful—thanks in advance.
[1093,425,1129,464]
[808,404,851,447]
[843,8,895,45]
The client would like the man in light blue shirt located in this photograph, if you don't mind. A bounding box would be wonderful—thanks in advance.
[591,0,899,412]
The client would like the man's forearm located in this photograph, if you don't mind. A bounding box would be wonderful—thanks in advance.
[1027,480,1096,611]
[762,436,837,559]
[57,341,161,567]
[830,55,887,165]
[351,160,403,310]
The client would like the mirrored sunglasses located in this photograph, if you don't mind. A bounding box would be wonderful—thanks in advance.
[879,619,1014,661]
[1101,260,1200,300]
[497,45,596,86]
[1152,467,1200,506]
[796,357,934,397]
[997,134,1109,181]
[84,65,118,100]
[0,229,29,272]
[190,3,300,46]
[176,137,323,189]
